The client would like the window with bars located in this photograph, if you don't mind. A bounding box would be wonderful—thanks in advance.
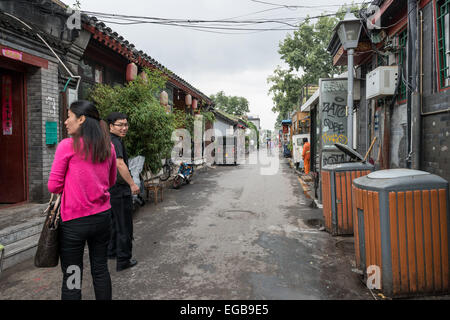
[437,0,450,88]
[398,28,408,101]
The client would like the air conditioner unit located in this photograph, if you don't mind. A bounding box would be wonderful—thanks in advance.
[366,66,399,100]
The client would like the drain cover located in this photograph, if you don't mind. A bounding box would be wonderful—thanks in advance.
[219,210,257,219]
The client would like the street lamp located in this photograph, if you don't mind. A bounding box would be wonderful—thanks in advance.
[333,9,362,149]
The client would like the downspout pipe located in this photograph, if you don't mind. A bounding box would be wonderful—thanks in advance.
[4,12,81,92]
[406,0,418,169]
[411,8,423,170]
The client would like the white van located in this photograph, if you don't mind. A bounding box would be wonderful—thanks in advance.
[292,134,310,169]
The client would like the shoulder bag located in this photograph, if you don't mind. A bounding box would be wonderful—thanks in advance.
[34,193,61,268]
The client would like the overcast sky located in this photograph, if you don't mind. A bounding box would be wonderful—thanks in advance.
[78,0,357,131]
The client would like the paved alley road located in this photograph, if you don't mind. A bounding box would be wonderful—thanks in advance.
[0,149,372,300]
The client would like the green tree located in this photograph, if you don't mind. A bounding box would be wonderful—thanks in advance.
[89,68,175,174]
[210,91,250,116]
[268,5,362,126]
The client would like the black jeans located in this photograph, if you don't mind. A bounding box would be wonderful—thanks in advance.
[108,184,133,268]
[59,209,112,300]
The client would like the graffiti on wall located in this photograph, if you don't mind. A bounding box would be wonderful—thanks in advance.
[319,79,348,167]
[322,153,347,166]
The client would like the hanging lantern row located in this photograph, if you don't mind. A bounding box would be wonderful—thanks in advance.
[127,63,204,112]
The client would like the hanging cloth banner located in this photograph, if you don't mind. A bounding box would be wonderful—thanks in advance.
[2,75,13,135]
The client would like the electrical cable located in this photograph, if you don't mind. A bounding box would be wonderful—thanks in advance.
[1,11,81,91]
[79,7,364,34]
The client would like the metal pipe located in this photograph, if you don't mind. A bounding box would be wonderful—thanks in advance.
[347,48,354,149]
[406,0,418,168]
[3,12,81,91]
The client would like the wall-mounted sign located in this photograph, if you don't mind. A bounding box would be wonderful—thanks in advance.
[2,49,22,61]
[319,78,349,167]
[46,121,58,145]
[2,75,12,135]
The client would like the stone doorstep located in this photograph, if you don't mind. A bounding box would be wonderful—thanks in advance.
[2,234,40,270]
[0,216,45,246]
[0,203,48,231]
[0,204,47,271]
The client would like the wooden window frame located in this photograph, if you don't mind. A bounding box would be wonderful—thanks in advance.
[436,0,450,89]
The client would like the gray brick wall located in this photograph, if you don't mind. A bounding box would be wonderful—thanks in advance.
[419,1,450,183]
[26,61,59,202]
[422,113,450,183]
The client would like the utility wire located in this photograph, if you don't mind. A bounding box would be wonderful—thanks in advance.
[249,0,367,9]
[82,9,357,33]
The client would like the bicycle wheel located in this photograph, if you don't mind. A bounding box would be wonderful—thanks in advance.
[159,164,171,181]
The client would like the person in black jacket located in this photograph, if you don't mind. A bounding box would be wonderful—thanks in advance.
[106,112,140,272]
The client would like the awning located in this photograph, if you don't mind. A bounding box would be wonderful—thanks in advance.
[301,88,319,112]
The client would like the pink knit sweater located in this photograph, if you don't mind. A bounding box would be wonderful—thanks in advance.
[48,138,117,222]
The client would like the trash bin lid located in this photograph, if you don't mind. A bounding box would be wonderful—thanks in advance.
[334,143,364,161]
[353,169,448,192]
[367,169,430,179]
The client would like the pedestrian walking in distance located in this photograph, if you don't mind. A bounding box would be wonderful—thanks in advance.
[106,112,140,271]
[48,100,117,300]
[302,138,310,174]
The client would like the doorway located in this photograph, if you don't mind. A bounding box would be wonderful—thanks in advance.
[0,68,27,203]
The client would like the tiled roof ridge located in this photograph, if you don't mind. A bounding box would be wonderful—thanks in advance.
[0,9,68,51]
[213,109,248,127]
[1,0,212,104]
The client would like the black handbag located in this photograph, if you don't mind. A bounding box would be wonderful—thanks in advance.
[34,193,61,268]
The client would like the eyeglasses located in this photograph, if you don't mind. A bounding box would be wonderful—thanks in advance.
[113,123,129,128]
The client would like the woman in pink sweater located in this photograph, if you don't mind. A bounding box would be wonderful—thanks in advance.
[48,100,117,300]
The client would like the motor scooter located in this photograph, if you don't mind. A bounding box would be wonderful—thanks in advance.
[172,162,194,189]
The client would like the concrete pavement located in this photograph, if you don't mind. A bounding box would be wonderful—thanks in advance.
[1,150,373,300]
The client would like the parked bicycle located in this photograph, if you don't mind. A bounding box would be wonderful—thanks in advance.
[159,158,175,182]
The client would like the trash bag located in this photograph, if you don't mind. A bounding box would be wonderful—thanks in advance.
[128,156,145,186]
[128,156,146,208]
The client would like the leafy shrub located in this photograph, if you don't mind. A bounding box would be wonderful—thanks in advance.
[89,68,175,174]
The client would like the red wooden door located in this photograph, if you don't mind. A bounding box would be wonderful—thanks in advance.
[0,69,26,203]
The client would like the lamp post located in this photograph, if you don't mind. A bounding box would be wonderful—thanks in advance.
[334,9,362,149]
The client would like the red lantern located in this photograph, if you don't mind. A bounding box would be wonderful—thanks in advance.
[139,71,148,83]
[192,98,198,110]
[126,63,137,82]
[185,94,192,106]
[160,91,168,106]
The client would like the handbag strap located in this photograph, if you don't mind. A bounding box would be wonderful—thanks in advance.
[42,193,55,216]
[50,194,62,228]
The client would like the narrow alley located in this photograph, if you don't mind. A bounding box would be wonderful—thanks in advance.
[0,150,372,300]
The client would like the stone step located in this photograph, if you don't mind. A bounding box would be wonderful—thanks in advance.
[0,203,48,271]
[0,216,45,246]
[2,233,41,270]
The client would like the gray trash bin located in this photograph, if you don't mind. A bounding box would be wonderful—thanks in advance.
[321,143,374,235]
[352,169,449,298]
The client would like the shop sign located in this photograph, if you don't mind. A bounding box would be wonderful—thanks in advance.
[2,49,22,61]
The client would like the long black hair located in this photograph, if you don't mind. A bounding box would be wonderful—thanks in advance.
[69,100,111,163]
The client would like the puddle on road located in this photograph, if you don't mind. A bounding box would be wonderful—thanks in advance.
[303,218,324,229]
[218,210,258,219]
